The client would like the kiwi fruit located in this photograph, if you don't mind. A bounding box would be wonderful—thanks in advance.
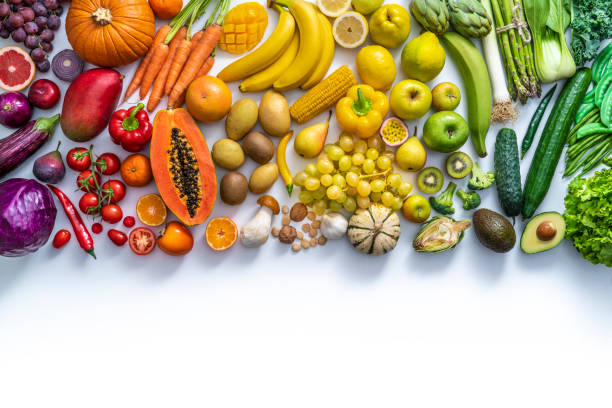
[445,152,473,179]
[417,167,444,194]
[242,131,274,164]
[220,172,248,205]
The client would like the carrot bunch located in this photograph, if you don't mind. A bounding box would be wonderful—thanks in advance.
[124,0,227,112]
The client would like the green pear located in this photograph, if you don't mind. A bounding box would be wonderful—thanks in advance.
[293,112,332,159]
[396,136,427,172]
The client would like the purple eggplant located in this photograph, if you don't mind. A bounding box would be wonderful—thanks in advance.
[0,114,60,178]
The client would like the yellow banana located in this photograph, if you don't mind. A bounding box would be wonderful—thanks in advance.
[217,6,296,83]
[272,0,322,92]
[277,131,294,196]
[300,12,334,90]
[239,32,300,93]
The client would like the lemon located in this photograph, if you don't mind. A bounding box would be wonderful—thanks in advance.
[400,32,446,82]
[356,45,396,91]
[332,11,368,49]
[317,0,351,17]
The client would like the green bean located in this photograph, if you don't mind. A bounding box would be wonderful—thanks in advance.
[567,108,601,144]
[579,142,612,176]
[567,133,608,159]
[565,138,611,176]
[576,123,612,140]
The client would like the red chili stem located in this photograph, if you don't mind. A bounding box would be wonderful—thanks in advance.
[47,184,96,259]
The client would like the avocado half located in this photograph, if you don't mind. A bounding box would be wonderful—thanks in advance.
[520,212,566,254]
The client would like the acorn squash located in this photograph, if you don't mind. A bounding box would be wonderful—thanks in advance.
[150,108,216,226]
[347,204,400,256]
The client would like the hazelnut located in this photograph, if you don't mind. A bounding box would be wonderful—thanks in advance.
[291,243,301,252]
[281,215,291,226]
[307,211,316,221]
[318,236,327,245]
[282,205,289,214]
[279,225,297,244]
[297,231,304,240]
[309,228,317,238]
[312,220,321,229]
[271,227,280,237]
[290,203,308,222]
[302,224,311,233]
[302,239,310,249]
[310,238,317,247]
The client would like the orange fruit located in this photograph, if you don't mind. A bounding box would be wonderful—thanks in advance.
[0,46,35,92]
[120,154,153,187]
[185,76,232,123]
[205,217,238,251]
[136,193,167,227]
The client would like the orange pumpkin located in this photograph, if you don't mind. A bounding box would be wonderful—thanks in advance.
[148,0,182,20]
[66,0,156,67]
[185,76,232,123]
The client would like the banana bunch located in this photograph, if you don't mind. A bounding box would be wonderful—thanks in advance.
[409,0,450,36]
[447,0,491,38]
[217,0,335,92]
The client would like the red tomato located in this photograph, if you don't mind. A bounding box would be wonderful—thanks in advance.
[101,179,126,204]
[52,229,71,248]
[66,147,91,171]
[123,216,135,228]
[76,170,101,192]
[129,227,156,255]
[108,229,128,246]
[96,153,121,175]
[78,192,99,215]
[101,204,123,224]
[91,223,103,234]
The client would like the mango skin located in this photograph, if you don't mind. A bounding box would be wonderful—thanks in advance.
[60,68,123,142]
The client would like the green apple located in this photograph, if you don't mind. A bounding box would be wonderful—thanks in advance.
[389,80,432,121]
[402,195,431,223]
[423,111,469,153]
[351,0,383,15]
[432,82,461,111]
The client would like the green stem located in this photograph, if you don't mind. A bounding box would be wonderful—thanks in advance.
[352,88,373,116]
[33,114,60,135]
[122,103,144,131]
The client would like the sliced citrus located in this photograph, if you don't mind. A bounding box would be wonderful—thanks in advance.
[136,193,167,227]
[0,46,35,92]
[205,217,238,251]
[332,11,368,48]
[317,0,351,17]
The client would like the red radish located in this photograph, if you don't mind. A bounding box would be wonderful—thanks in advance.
[28,79,60,109]
[0,46,35,92]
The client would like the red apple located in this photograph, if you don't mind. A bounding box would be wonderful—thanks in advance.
[28,79,60,109]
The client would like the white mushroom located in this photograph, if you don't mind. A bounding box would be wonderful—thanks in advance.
[320,212,348,240]
[240,195,280,248]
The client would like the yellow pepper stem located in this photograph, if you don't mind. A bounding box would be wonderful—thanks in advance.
[352,88,373,116]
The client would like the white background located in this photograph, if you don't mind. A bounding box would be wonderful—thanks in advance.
[1,2,611,406]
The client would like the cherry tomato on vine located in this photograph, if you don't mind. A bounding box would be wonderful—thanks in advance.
[66,147,91,171]
[129,227,156,255]
[96,153,121,175]
[101,204,123,224]
[108,229,128,246]
[91,223,103,234]
[101,180,126,204]
[52,229,71,249]
[76,170,101,192]
[79,192,99,215]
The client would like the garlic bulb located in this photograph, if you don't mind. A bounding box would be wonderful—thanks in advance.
[320,212,348,240]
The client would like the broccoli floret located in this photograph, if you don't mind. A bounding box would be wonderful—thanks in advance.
[429,182,457,215]
[468,162,495,190]
[456,189,481,210]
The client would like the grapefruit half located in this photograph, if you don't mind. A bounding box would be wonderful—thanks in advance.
[0,46,36,92]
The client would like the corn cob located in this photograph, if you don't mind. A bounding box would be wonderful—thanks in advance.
[289,65,357,124]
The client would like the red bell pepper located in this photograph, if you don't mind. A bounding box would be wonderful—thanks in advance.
[108,103,153,152]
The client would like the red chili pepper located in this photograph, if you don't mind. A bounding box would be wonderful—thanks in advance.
[108,103,152,152]
[47,184,96,259]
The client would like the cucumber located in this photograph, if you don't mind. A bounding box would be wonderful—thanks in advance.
[495,128,523,217]
[522,68,592,219]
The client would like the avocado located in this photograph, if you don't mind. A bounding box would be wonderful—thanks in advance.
[520,211,565,253]
[472,208,516,253]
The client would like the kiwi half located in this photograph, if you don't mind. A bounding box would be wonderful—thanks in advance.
[446,152,473,179]
[417,167,444,194]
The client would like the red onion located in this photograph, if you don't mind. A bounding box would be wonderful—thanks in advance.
[52,49,84,82]
[0,92,32,128]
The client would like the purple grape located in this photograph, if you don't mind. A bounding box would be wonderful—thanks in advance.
[0,3,10,17]
[30,46,45,61]
[53,5,62,15]
[39,27,52,41]
[0,28,9,39]
[47,14,59,30]
[24,0,36,4]
[4,21,15,32]
[36,58,50,72]
[40,40,52,52]
[23,21,37,34]
[34,15,46,28]
[9,0,23,5]
[8,12,24,28]
[32,2,45,16]
[18,6,34,21]
[24,34,39,48]
[42,0,56,8]
[11,27,26,42]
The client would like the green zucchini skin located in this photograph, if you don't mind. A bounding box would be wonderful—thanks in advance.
[522,68,592,219]
[521,84,556,159]
[495,128,523,217]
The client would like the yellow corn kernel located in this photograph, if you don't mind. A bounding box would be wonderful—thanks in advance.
[290,65,357,124]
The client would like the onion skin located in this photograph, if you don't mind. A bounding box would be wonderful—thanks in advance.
[0,92,32,128]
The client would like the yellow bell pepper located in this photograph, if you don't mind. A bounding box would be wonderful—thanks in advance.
[336,85,389,139]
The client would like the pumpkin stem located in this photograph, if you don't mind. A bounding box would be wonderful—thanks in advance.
[91,7,112,26]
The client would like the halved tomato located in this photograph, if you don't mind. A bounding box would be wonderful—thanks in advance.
[129,227,156,255]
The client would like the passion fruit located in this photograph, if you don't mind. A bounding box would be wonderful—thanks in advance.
[446,152,473,179]
[379,116,409,147]
[417,167,444,194]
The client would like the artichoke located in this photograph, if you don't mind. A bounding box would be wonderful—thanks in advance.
[409,0,450,36]
[412,216,471,253]
[447,0,492,38]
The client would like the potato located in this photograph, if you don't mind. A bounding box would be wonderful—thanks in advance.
[225,98,258,141]
[259,90,290,137]
[220,172,248,205]
[249,163,279,194]
[212,139,245,170]
[242,131,274,164]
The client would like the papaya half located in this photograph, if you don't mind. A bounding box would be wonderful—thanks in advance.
[150,108,217,226]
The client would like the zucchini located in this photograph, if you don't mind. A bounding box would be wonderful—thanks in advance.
[522,68,592,219]
[495,128,523,217]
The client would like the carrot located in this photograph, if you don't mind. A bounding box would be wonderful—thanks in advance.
[164,31,204,96]
[195,51,215,78]
[139,43,170,100]
[147,27,187,112]
[124,25,171,102]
